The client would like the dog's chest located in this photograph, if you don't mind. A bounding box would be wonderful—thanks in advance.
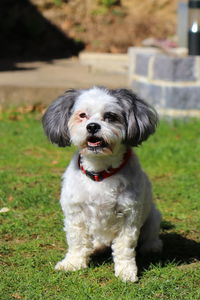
[82,178,128,232]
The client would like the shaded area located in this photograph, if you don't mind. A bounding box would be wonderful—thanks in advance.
[0,0,84,71]
[90,222,200,275]
[160,233,200,264]
[137,233,200,276]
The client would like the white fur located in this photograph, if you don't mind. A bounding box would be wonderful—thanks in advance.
[47,87,163,282]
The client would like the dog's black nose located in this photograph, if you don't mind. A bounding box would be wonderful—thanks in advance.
[86,123,101,134]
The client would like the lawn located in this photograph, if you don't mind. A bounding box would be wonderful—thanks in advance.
[0,110,200,300]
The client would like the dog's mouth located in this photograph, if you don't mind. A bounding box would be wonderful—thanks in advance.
[86,136,107,151]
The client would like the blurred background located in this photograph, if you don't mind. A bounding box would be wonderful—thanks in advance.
[2,0,199,115]
[0,0,179,66]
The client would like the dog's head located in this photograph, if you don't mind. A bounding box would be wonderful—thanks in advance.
[42,87,158,155]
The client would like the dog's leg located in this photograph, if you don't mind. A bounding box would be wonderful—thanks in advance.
[112,226,139,282]
[55,221,93,272]
[139,205,163,254]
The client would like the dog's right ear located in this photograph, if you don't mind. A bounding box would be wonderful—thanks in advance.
[42,89,79,147]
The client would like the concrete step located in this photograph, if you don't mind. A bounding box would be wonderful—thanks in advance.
[0,57,128,108]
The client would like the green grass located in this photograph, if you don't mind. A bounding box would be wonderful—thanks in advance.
[0,111,200,300]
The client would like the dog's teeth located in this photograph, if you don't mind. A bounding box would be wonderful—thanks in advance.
[88,141,101,146]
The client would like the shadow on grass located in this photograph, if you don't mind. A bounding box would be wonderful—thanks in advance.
[137,233,200,276]
[90,225,200,274]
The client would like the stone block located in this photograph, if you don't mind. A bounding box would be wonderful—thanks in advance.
[131,80,163,107]
[163,86,200,109]
[128,47,200,114]
[153,55,197,82]
[128,47,161,78]
[135,53,153,76]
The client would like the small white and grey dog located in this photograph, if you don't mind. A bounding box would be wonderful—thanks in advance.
[42,86,162,282]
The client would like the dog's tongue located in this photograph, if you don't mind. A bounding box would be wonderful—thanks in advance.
[88,140,102,147]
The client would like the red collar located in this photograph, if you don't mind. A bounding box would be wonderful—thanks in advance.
[78,149,132,182]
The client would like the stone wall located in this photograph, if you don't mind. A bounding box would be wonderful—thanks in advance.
[128,47,200,117]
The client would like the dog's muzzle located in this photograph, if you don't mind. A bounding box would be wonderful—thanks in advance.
[86,122,106,152]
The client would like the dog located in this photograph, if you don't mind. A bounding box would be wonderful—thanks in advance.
[42,86,162,282]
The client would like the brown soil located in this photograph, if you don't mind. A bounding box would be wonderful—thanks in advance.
[32,0,180,53]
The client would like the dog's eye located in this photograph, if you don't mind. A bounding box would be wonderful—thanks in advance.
[79,113,87,119]
[104,112,119,122]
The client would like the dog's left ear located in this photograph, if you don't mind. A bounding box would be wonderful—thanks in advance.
[42,89,79,147]
[111,89,158,146]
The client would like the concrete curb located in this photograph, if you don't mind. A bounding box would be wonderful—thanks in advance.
[157,108,200,118]
[0,86,65,108]
[79,52,128,74]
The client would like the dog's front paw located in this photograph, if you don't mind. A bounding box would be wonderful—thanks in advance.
[115,262,138,283]
[55,256,88,272]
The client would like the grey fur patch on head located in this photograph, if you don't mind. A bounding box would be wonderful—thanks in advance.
[109,88,158,146]
[42,89,79,147]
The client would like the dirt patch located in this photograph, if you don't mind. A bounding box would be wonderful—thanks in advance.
[32,0,179,53]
